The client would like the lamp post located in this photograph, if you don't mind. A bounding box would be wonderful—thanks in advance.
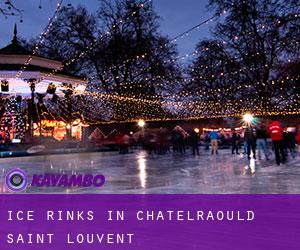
[63,83,74,140]
[27,78,37,140]
[138,119,145,138]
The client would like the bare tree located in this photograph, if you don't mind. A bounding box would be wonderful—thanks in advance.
[0,0,22,19]
[187,0,300,115]
[33,0,182,121]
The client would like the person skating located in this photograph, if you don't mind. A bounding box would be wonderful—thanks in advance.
[284,128,296,159]
[244,124,257,160]
[256,125,269,160]
[268,119,286,165]
[231,129,240,154]
[204,133,210,151]
[209,129,219,155]
[190,130,200,156]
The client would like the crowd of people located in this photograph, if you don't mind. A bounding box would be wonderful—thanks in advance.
[117,118,300,166]
[236,119,299,165]
[1,116,299,167]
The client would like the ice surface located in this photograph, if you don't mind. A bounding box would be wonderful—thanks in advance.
[0,150,299,194]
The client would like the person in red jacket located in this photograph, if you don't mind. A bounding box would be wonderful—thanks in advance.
[268,119,286,165]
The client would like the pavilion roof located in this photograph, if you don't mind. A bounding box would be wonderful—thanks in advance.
[0,41,31,55]
[0,25,87,84]
[0,24,31,55]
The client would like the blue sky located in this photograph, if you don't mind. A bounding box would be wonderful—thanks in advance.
[0,0,214,56]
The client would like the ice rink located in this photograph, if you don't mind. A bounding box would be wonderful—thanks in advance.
[0,150,299,194]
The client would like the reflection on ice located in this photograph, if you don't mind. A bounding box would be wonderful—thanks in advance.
[249,158,256,174]
[137,151,147,188]
[0,150,299,194]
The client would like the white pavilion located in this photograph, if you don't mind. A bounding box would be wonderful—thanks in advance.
[0,25,88,142]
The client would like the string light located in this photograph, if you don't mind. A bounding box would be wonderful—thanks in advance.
[2,1,298,126]
[41,0,153,82]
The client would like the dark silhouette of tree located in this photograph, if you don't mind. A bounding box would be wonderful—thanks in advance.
[35,0,181,121]
[188,0,300,115]
[0,0,22,18]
